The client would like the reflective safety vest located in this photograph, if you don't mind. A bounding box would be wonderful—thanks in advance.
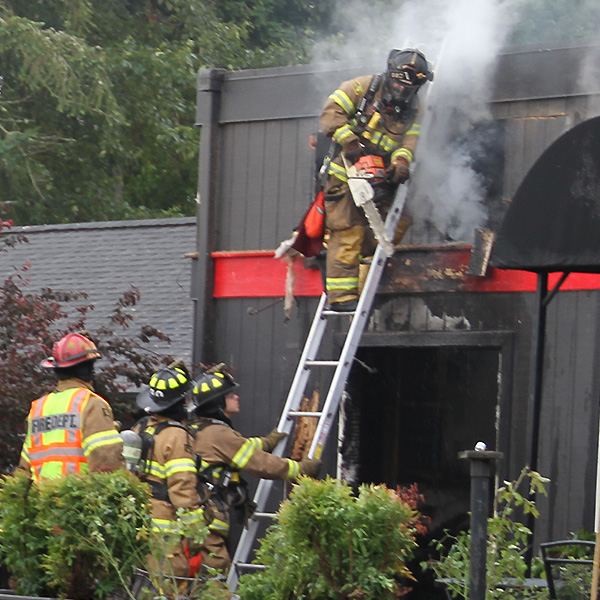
[25,388,95,481]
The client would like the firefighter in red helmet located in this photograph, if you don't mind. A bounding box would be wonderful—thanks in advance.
[19,332,125,480]
[187,366,321,573]
[319,48,432,311]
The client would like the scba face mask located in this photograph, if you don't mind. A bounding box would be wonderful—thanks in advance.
[383,49,432,107]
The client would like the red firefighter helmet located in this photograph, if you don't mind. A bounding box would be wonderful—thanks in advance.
[40,332,101,369]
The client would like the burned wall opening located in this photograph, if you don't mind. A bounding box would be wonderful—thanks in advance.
[343,344,500,536]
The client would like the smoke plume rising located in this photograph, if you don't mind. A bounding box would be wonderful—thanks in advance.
[312,0,521,243]
[406,0,518,243]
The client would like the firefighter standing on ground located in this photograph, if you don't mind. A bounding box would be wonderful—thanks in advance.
[320,48,433,311]
[19,332,124,480]
[134,364,206,580]
[187,367,321,572]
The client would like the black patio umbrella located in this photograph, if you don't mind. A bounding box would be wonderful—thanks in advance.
[492,115,600,273]
[490,115,600,584]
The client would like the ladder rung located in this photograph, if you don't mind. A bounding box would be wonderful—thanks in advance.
[305,360,340,367]
[287,410,323,417]
[236,563,266,571]
[253,512,277,519]
[322,309,356,316]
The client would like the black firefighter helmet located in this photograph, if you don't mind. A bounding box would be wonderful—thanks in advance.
[191,369,239,417]
[136,365,193,414]
[383,48,433,108]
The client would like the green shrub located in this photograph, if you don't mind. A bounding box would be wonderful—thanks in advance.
[0,470,153,599]
[238,476,423,600]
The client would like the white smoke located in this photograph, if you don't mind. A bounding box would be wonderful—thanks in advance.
[311,0,522,243]
[406,0,519,242]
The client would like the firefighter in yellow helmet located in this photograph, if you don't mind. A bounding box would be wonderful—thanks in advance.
[19,332,124,480]
[320,48,433,311]
[187,367,321,573]
[133,364,205,580]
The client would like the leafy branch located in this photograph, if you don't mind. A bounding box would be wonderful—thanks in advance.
[424,466,550,600]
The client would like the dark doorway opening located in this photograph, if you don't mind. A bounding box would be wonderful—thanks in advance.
[343,342,503,599]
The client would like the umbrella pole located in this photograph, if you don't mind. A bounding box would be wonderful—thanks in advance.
[525,272,548,573]
[592,524,600,600]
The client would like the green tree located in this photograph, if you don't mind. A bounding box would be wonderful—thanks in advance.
[0,0,334,225]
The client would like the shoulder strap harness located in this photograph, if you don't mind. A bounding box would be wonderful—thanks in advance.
[318,73,384,187]
[136,417,194,502]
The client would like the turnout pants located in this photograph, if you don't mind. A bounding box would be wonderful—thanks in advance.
[323,173,409,304]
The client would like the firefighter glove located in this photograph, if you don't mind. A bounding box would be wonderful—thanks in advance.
[298,458,322,478]
[263,429,288,452]
[387,156,410,184]
[342,140,363,165]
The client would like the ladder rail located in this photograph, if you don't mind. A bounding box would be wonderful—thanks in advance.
[275,292,329,438]
[228,293,329,590]
[308,185,407,458]
[228,184,408,591]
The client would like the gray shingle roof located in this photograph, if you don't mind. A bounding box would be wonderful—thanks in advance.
[0,217,197,363]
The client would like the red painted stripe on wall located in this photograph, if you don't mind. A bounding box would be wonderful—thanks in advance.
[213,251,323,298]
[212,250,600,298]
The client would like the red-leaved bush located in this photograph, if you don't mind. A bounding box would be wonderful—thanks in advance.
[0,220,174,472]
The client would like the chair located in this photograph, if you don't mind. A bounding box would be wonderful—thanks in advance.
[540,540,596,600]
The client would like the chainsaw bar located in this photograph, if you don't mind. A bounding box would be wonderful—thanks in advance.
[342,156,395,257]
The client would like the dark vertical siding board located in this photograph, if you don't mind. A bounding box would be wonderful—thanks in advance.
[273,121,298,249]
[215,125,233,249]
[501,119,523,200]
[216,118,318,251]
[543,293,577,540]
[217,123,252,250]
[566,293,600,533]
[245,124,268,249]
[522,118,547,181]
[263,121,286,245]
[295,119,320,206]
[541,114,569,149]
[273,121,301,250]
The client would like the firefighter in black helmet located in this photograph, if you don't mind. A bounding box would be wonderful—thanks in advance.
[133,363,205,581]
[319,48,432,311]
[187,366,321,573]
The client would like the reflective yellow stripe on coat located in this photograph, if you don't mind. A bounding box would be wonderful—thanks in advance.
[25,388,90,482]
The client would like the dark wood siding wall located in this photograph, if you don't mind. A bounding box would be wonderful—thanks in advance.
[195,42,600,541]
[539,291,600,540]
[215,118,316,251]
[365,287,600,541]
[495,97,591,199]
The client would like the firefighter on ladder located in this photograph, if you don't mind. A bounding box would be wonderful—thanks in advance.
[19,332,124,480]
[133,364,206,584]
[320,48,433,311]
[187,366,321,574]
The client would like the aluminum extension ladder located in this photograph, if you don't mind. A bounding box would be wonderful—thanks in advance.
[227,183,409,592]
